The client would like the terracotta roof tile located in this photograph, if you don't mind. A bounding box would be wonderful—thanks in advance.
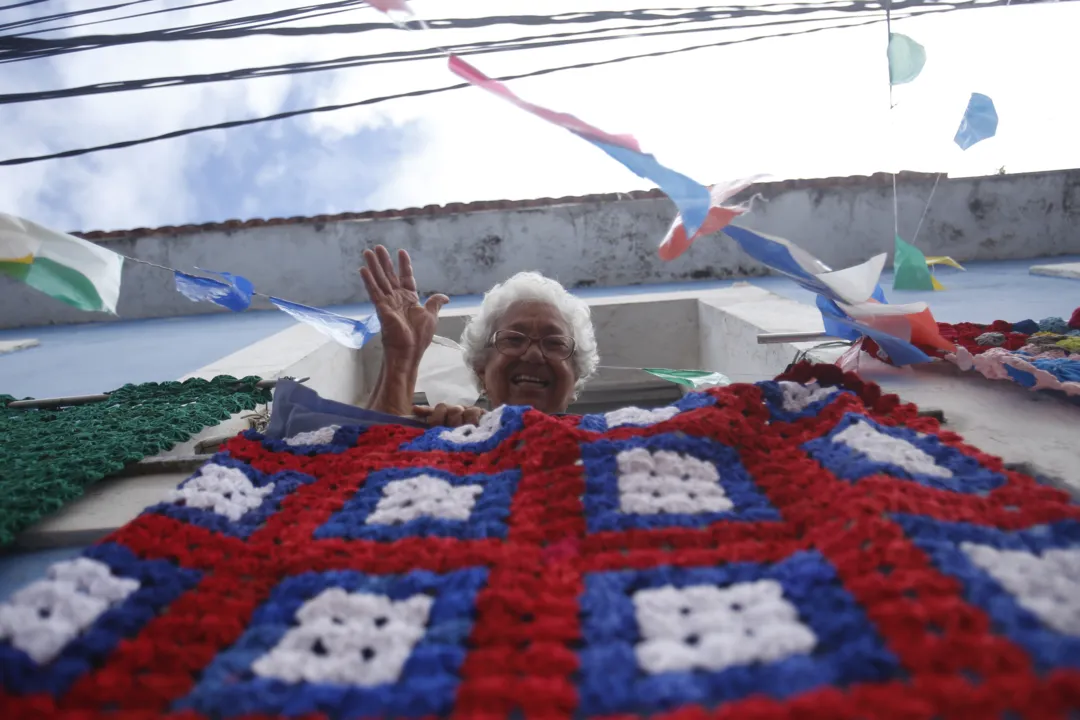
[68,169,1024,241]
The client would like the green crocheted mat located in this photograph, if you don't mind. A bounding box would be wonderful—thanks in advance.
[0,375,271,547]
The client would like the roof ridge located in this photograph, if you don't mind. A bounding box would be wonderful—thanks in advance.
[70,168,1061,241]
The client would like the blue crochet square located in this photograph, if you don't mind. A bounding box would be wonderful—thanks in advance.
[578,392,716,433]
[0,543,201,697]
[401,405,526,453]
[803,412,1005,494]
[757,380,851,423]
[147,454,317,539]
[895,514,1080,671]
[577,551,899,715]
[173,567,488,718]
[314,467,521,542]
[580,433,779,534]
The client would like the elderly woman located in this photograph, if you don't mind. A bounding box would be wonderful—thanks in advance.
[361,245,598,426]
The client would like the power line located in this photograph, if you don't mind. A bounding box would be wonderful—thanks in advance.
[2,9,931,105]
[0,0,372,59]
[0,1,949,63]
[0,11,951,168]
[0,0,159,33]
[0,0,50,12]
[6,0,238,36]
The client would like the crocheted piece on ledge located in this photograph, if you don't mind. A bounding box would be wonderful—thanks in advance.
[936,315,1080,402]
[0,376,271,547]
[2,363,1078,718]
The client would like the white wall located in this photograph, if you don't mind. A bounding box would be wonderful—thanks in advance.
[3,169,1079,329]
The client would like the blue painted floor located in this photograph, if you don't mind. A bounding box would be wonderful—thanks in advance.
[2,256,1078,400]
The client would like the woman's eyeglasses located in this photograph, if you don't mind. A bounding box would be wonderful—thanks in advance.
[490,330,576,360]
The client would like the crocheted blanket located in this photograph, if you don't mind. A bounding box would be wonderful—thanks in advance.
[936,316,1080,401]
[0,375,271,547]
[3,364,1079,718]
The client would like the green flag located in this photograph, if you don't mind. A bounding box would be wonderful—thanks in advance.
[644,368,731,390]
[892,235,936,291]
[887,33,926,85]
[0,214,123,313]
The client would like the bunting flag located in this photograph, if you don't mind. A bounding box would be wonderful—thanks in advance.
[269,298,381,350]
[816,284,888,342]
[174,270,254,312]
[643,368,731,389]
[718,223,952,365]
[887,33,926,85]
[448,55,711,237]
[722,224,887,306]
[366,0,414,15]
[892,235,936,291]
[657,177,765,261]
[0,213,123,314]
[954,93,999,150]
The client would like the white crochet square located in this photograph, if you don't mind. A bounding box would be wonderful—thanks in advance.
[252,588,433,686]
[0,558,139,664]
[632,580,816,674]
[778,381,837,413]
[616,447,732,515]
[831,419,952,479]
[438,406,504,445]
[285,425,341,446]
[604,405,680,429]
[166,463,275,521]
[961,543,1080,636]
[366,475,483,525]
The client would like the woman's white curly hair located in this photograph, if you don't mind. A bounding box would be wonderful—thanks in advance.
[459,272,599,398]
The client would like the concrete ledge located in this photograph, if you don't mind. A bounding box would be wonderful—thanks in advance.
[0,338,38,356]
[1030,262,1080,279]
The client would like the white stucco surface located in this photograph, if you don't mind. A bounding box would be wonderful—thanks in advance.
[1030,261,1080,279]
[3,169,1079,329]
[0,339,38,355]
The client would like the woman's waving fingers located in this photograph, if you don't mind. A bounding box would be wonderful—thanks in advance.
[398,249,417,293]
[375,245,400,290]
[362,248,393,296]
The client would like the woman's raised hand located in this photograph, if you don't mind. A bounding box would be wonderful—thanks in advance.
[360,246,449,360]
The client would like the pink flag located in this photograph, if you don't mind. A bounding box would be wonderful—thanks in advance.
[448,55,641,152]
[367,0,413,14]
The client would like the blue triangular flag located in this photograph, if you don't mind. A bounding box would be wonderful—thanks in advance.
[270,298,381,349]
[174,269,254,311]
[954,93,998,150]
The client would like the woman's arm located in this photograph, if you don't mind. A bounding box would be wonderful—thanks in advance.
[359,246,448,417]
[365,350,421,418]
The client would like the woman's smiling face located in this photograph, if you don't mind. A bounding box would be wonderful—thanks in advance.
[479,300,578,414]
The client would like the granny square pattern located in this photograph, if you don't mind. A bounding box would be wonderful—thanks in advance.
[2,363,1078,718]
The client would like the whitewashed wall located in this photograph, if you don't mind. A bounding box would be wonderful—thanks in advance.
[3,169,1079,329]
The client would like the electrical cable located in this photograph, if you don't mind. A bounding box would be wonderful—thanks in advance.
[9,0,240,36]
[0,0,159,33]
[0,11,951,167]
[0,7,939,105]
[0,0,50,12]
[0,0,973,63]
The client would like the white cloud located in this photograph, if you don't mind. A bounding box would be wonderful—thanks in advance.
[0,0,1077,232]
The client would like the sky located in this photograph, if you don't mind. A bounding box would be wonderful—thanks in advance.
[0,0,1077,234]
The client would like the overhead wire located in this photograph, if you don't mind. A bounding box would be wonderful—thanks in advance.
[0,6,946,105]
[0,0,50,12]
[7,0,240,36]
[0,0,160,33]
[0,9,956,167]
[0,0,974,63]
